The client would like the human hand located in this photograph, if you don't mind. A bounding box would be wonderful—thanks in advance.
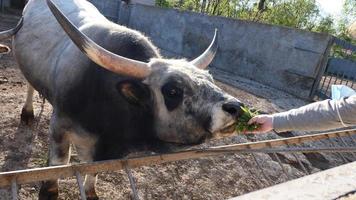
[247,114,273,133]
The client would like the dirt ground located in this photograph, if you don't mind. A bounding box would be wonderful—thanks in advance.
[0,12,354,200]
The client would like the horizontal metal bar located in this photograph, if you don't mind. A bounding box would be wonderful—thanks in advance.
[0,129,355,188]
[334,38,356,52]
[204,147,356,154]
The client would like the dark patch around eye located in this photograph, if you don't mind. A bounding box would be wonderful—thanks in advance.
[161,81,184,111]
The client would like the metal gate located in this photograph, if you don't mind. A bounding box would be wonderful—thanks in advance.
[313,37,356,100]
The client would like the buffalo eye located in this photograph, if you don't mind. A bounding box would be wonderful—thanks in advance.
[161,81,183,111]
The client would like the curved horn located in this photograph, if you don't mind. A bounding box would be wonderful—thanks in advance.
[46,0,151,79]
[190,29,218,69]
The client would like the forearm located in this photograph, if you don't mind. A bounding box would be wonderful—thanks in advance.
[272,95,356,132]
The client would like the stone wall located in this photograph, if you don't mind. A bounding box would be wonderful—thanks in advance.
[125,5,332,99]
[88,0,121,21]
[1,0,11,8]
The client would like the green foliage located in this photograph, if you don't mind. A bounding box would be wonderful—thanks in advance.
[155,0,354,38]
[329,0,356,61]
[342,0,356,24]
[314,16,336,35]
[235,106,260,133]
[155,0,175,8]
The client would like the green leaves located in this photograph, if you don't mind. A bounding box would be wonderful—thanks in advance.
[235,106,260,133]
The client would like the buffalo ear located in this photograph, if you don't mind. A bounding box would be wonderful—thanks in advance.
[116,80,151,106]
[0,44,10,55]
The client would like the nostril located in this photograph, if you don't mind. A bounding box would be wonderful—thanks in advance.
[222,104,237,115]
[222,102,243,116]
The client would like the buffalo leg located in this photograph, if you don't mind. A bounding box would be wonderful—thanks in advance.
[39,114,71,200]
[21,83,35,125]
[74,134,98,200]
[84,174,98,200]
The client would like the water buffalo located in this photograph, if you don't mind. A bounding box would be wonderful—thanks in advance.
[2,0,244,199]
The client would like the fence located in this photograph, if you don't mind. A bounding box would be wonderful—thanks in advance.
[312,37,356,100]
[1,128,356,199]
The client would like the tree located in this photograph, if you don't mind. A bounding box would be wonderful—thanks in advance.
[155,0,354,40]
[314,16,336,34]
[155,0,174,8]
[337,0,356,43]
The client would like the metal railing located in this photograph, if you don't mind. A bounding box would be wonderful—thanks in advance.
[1,128,356,199]
[314,37,356,100]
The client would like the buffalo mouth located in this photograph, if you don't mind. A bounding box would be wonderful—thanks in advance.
[217,122,236,135]
[221,124,235,134]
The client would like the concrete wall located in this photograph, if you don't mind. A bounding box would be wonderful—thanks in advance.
[1,0,11,8]
[88,0,121,21]
[131,0,155,6]
[87,0,154,21]
[1,0,27,9]
[124,5,332,99]
[233,161,356,200]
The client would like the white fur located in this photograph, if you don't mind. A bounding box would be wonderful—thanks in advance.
[49,134,71,166]
[70,129,98,197]
[70,131,97,162]
[210,102,234,133]
[23,83,35,113]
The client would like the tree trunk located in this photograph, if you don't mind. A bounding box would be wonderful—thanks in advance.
[258,0,266,11]
[201,0,207,13]
[179,0,184,7]
[195,0,199,11]
[212,0,220,15]
[206,0,211,14]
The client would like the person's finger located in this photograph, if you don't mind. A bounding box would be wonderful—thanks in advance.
[249,129,263,134]
[247,130,257,134]
[248,125,264,133]
[248,117,258,125]
[251,124,271,134]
